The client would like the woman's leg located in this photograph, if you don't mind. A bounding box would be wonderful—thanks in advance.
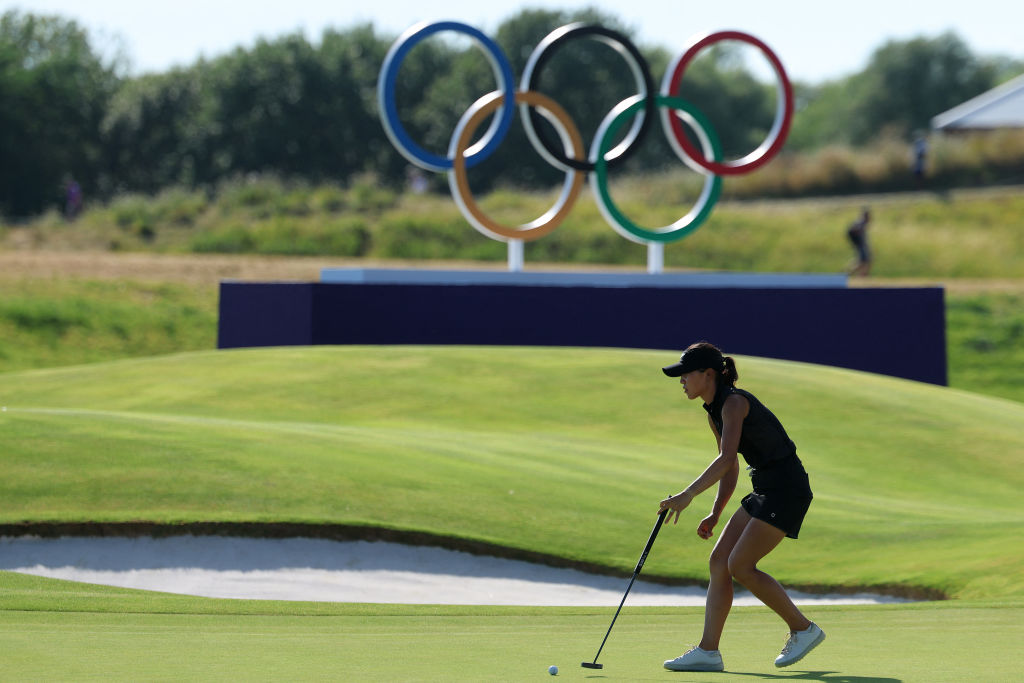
[698,507,752,651]
[727,518,812,632]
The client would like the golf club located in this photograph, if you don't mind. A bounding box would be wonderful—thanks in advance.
[582,507,668,670]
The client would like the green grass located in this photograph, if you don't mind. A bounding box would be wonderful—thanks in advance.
[946,291,1024,402]
[0,278,216,370]
[1,573,1022,681]
[3,345,1023,680]
[2,346,1022,601]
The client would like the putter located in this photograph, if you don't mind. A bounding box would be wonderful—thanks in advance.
[582,507,668,670]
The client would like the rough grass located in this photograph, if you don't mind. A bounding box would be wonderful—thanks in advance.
[946,291,1024,402]
[5,175,1024,278]
[0,276,215,370]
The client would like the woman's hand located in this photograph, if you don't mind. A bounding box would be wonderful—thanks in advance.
[697,513,720,540]
[658,491,693,525]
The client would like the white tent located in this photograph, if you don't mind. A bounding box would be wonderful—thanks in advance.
[932,74,1024,131]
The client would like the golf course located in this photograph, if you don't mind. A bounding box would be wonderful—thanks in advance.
[2,169,1022,683]
[5,4,1024,678]
[2,342,1022,680]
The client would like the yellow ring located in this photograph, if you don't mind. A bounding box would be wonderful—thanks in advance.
[448,91,585,241]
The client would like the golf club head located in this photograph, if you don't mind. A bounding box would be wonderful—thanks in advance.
[581,662,603,669]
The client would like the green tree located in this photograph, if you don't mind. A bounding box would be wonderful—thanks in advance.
[199,34,330,179]
[318,24,396,184]
[791,32,1001,148]
[101,67,206,192]
[853,32,999,142]
[103,25,395,193]
[0,10,120,216]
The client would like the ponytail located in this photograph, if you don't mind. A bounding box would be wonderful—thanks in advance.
[721,356,738,387]
[672,341,738,386]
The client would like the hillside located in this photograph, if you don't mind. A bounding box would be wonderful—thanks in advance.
[2,346,1022,600]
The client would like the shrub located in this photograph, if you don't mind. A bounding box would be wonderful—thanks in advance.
[310,185,348,213]
[374,214,502,260]
[153,187,209,226]
[216,175,289,217]
[190,224,256,253]
[253,217,371,257]
[348,173,398,213]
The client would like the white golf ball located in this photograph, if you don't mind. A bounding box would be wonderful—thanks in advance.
[548,664,558,675]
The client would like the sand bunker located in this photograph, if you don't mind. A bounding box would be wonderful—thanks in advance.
[1,536,907,606]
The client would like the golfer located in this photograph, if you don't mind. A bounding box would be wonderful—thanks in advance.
[658,341,825,672]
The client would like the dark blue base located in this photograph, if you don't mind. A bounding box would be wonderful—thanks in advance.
[217,281,946,385]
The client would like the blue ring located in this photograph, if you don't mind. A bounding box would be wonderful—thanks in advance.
[378,21,516,171]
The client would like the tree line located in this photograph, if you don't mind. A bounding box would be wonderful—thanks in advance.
[2,8,1020,217]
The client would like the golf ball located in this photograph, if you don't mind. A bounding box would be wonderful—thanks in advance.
[548,664,558,675]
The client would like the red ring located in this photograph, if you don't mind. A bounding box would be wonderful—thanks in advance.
[663,30,793,176]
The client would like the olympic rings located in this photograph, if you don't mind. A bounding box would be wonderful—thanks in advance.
[377,21,793,246]
[377,21,516,172]
[449,91,585,241]
[661,31,794,176]
[591,95,723,244]
[520,23,655,172]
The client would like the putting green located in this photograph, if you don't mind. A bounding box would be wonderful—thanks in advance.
[1,573,1020,681]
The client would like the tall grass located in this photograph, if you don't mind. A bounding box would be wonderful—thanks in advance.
[947,292,1024,402]
[4,133,1024,276]
[0,279,216,370]
[8,184,1024,277]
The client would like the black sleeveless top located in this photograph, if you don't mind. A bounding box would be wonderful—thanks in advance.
[703,385,797,469]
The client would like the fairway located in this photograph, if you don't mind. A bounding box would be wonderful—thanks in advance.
[2,345,1023,680]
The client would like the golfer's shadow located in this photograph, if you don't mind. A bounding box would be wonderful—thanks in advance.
[583,673,898,682]
[583,672,898,682]
[724,671,900,682]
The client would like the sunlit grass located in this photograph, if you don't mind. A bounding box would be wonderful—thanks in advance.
[2,346,1022,600]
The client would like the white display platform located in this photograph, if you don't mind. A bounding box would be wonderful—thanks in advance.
[319,268,848,289]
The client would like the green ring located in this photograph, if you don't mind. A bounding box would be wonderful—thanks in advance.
[592,94,722,243]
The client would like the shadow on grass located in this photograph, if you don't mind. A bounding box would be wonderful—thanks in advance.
[724,672,900,682]
[582,672,899,682]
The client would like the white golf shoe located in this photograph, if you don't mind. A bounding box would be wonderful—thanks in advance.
[663,646,724,672]
[775,622,825,667]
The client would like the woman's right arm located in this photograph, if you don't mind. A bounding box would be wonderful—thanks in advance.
[660,410,741,524]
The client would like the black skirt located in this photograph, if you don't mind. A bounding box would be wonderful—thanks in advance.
[740,456,813,539]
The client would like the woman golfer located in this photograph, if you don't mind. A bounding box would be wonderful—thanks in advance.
[658,341,824,672]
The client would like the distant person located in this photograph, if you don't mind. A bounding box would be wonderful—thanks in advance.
[64,176,83,221]
[658,342,824,673]
[407,167,429,194]
[912,134,928,186]
[846,207,871,276]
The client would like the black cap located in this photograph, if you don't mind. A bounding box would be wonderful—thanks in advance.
[662,346,724,377]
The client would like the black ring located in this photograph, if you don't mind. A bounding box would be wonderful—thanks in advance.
[522,24,656,172]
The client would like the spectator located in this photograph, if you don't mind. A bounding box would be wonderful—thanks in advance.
[64,176,83,221]
[846,207,871,276]
[912,134,928,186]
